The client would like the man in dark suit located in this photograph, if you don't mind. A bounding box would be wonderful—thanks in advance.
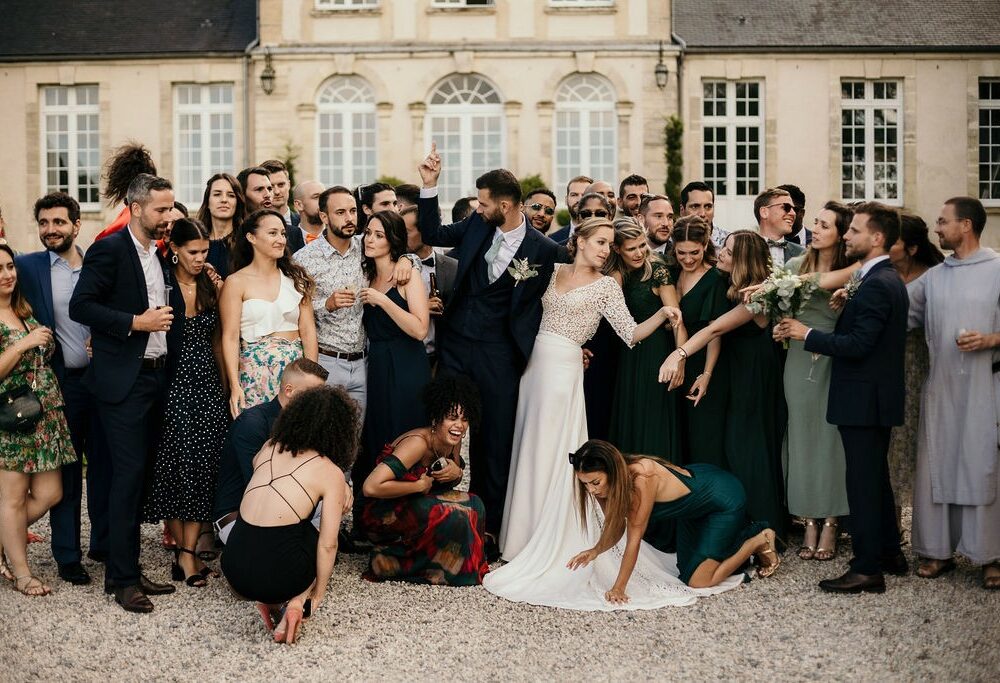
[548,174,593,245]
[754,187,806,267]
[778,201,909,593]
[402,204,457,366]
[16,192,110,585]
[416,144,565,559]
[69,174,179,613]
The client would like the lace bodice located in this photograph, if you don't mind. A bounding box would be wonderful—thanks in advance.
[538,265,638,347]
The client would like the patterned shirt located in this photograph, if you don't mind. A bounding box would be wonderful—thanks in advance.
[293,233,366,353]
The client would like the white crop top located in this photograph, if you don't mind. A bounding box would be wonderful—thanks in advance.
[240,273,303,343]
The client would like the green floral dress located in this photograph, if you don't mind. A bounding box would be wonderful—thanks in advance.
[0,319,76,473]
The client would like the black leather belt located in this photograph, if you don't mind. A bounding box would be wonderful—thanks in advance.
[141,356,168,369]
[318,346,365,361]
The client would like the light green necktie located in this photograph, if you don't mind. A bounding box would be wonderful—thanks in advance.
[484,232,504,284]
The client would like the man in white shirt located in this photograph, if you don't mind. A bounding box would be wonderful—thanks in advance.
[754,187,805,268]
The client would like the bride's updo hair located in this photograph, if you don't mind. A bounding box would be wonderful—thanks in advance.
[567,217,615,258]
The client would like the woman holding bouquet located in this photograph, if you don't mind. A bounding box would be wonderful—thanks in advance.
[781,202,853,560]
[659,231,787,540]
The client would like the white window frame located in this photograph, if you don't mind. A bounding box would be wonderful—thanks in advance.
[552,74,618,196]
[314,0,378,9]
[549,0,614,7]
[315,75,377,188]
[978,78,1000,206]
[39,84,101,211]
[431,0,495,7]
[172,83,235,206]
[425,75,505,206]
[840,79,904,205]
[701,79,765,199]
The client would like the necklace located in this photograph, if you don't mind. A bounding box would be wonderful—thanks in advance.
[176,277,197,290]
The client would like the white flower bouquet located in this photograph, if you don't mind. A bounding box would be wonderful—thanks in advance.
[746,266,819,348]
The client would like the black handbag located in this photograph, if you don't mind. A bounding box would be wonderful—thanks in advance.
[0,330,44,433]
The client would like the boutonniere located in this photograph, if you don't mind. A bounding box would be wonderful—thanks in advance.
[843,274,862,301]
[507,258,540,286]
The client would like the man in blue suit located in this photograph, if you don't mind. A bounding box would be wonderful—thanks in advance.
[416,144,566,560]
[778,202,909,593]
[16,192,110,586]
[69,174,179,613]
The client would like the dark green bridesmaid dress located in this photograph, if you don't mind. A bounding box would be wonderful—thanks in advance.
[720,312,788,538]
[642,463,765,584]
[676,267,731,467]
[608,257,679,460]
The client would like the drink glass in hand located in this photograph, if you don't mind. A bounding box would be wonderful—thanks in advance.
[158,285,173,310]
[956,327,969,375]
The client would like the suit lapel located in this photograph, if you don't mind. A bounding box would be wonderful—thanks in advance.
[120,228,149,306]
[33,252,56,328]
[510,228,543,310]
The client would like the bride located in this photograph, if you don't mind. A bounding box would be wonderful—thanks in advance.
[485,218,745,610]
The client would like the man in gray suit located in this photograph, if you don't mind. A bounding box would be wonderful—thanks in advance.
[403,204,456,368]
[754,187,805,268]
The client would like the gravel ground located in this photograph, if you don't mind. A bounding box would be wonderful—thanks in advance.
[1,505,997,682]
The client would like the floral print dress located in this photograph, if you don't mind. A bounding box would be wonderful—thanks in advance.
[0,318,76,473]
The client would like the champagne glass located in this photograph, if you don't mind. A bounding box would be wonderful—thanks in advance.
[806,352,821,382]
[158,285,173,310]
[956,327,968,375]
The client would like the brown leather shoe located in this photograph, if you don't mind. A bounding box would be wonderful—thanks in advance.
[139,572,176,595]
[113,585,154,614]
[818,570,886,594]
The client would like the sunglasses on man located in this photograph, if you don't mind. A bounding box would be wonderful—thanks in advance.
[767,202,796,214]
[528,203,555,216]
[579,209,609,219]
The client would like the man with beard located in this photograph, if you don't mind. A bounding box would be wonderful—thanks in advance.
[638,193,676,263]
[291,180,326,245]
[548,174,593,244]
[523,188,557,234]
[618,174,649,218]
[69,174,179,613]
[236,166,274,213]
[16,192,110,586]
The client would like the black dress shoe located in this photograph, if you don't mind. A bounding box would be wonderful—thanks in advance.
[86,549,108,563]
[113,585,154,614]
[819,570,886,594]
[882,552,909,576]
[57,562,92,585]
[139,572,176,595]
[484,534,501,564]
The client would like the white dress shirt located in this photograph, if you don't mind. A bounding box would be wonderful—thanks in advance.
[128,227,168,358]
[858,254,890,280]
[489,218,527,282]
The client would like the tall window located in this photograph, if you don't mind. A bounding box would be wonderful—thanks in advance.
[701,80,763,199]
[174,84,235,205]
[40,85,100,209]
[554,74,617,195]
[841,79,902,203]
[316,76,377,188]
[426,74,504,205]
[979,78,1000,203]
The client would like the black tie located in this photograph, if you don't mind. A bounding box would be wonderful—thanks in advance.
[422,256,435,268]
[766,239,786,249]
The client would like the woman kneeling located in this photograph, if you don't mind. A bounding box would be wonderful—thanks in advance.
[567,440,779,602]
[221,385,356,643]
[361,375,488,585]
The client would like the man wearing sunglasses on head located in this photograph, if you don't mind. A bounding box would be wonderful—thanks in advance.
[523,188,557,234]
[754,187,805,267]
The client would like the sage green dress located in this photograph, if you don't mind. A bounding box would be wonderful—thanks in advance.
[676,267,731,467]
[781,257,849,519]
[608,257,679,460]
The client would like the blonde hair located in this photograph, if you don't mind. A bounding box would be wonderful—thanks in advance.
[725,231,770,301]
[604,224,655,281]
[567,217,614,258]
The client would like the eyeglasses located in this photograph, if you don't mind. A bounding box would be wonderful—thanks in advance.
[528,203,555,216]
[579,209,609,219]
[767,202,796,214]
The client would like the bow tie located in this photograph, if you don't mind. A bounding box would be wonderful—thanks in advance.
[422,256,435,267]
[766,239,786,249]
[305,232,320,243]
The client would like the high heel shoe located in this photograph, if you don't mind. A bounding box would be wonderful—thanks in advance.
[798,519,817,560]
[756,529,782,579]
[814,520,838,561]
[175,548,207,587]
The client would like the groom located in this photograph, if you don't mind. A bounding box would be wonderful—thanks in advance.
[417,144,564,560]
[777,201,909,593]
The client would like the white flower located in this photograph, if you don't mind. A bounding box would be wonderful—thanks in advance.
[507,258,540,285]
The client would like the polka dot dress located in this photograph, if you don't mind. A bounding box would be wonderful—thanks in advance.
[146,310,230,522]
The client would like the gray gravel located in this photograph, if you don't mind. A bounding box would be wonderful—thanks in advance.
[1,505,997,681]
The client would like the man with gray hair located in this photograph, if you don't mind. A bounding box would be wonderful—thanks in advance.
[70,173,179,614]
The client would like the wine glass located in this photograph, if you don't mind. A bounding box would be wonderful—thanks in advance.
[956,328,968,375]
[806,352,821,382]
[158,285,173,310]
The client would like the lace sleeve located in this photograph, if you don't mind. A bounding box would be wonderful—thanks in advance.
[600,277,639,348]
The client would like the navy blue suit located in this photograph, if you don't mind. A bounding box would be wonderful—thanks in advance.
[285,220,306,255]
[69,227,178,587]
[418,193,567,533]
[804,258,908,575]
[15,250,110,565]
[548,224,571,245]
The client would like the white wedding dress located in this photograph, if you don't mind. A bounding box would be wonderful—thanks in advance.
[484,266,744,610]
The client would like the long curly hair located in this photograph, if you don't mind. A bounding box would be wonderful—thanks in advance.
[103,142,156,206]
[269,385,359,470]
[169,218,218,314]
[231,209,314,297]
[725,231,770,302]
[422,374,482,431]
[361,210,408,282]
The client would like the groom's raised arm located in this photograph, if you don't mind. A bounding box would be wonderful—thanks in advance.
[417,143,468,248]
[804,278,893,359]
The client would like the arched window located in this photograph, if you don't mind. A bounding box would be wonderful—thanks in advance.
[425,74,505,205]
[554,74,617,194]
[316,75,376,187]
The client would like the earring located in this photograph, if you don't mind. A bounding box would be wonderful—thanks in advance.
[171,254,178,264]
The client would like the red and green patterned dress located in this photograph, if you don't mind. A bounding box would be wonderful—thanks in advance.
[361,443,488,586]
